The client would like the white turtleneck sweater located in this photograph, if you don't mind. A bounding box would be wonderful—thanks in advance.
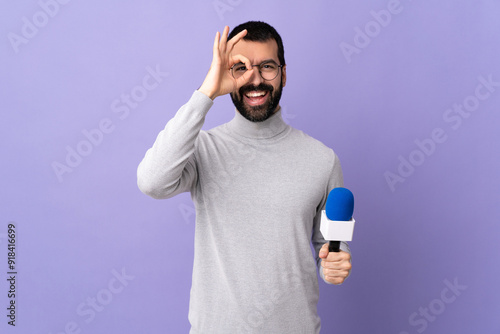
[137,91,349,333]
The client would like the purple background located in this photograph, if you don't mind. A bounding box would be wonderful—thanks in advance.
[1,0,499,333]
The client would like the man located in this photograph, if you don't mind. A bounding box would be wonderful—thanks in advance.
[137,21,352,333]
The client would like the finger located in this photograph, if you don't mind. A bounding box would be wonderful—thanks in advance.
[230,54,254,88]
[321,259,352,271]
[226,29,248,50]
[235,68,255,88]
[324,268,350,278]
[229,54,252,76]
[219,26,230,53]
[326,250,351,262]
[324,267,350,278]
[319,242,329,259]
[212,31,221,60]
[324,271,348,285]
[229,54,251,68]
[325,275,347,285]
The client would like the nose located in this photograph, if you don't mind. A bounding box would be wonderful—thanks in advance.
[248,65,264,86]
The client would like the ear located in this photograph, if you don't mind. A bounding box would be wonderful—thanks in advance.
[281,65,287,87]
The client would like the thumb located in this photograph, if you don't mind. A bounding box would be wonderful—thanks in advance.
[319,242,329,259]
[236,68,254,88]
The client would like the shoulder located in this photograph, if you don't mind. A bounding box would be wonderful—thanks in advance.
[197,123,228,142]
[288,127,343,183]
[194,124,233,154]
[288,127,338,161]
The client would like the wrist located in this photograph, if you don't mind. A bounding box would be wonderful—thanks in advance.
[198,85,217,100]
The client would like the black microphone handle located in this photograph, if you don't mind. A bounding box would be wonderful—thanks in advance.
[328,240,341,252]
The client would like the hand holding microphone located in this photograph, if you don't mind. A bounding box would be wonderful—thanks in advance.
[318,187,355,285]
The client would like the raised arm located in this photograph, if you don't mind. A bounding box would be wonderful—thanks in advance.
[137,91,212,199]
[137,26,254,199]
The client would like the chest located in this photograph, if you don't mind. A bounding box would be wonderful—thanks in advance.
[195,138,328,219]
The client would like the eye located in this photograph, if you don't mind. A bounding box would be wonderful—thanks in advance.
[261,63,277,71]
[234,64,247,72]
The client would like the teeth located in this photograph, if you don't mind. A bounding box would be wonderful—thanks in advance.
[246,91,266,97]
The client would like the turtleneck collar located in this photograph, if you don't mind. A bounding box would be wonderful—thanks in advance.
[225,107,290,140]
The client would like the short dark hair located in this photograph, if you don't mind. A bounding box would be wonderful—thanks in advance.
[228,21,286,66]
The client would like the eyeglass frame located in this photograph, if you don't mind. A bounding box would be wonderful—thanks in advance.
[230,60,284,81]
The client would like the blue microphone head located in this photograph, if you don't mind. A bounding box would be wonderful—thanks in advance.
[325,187,354,221]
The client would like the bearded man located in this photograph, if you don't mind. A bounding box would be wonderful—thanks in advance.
[137,21,352,333]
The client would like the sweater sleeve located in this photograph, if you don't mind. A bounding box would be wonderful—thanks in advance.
[137,90,213,199]
[311,151,352,284]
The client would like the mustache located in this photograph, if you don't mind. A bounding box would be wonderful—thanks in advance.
[239,83,273,95]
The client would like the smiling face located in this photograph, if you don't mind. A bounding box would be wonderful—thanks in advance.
[230,39,287,122]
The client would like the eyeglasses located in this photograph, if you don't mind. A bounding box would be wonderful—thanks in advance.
[230,61,283,81]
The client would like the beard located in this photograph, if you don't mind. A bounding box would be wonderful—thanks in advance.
[230,81,283,123]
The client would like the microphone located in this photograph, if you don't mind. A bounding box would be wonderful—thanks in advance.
[320,187,355,252]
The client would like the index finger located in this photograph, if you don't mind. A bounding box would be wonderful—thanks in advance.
[326,250,350,262]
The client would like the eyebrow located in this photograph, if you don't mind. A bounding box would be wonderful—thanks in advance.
[259,59,279,65]
[234,59,279,66]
